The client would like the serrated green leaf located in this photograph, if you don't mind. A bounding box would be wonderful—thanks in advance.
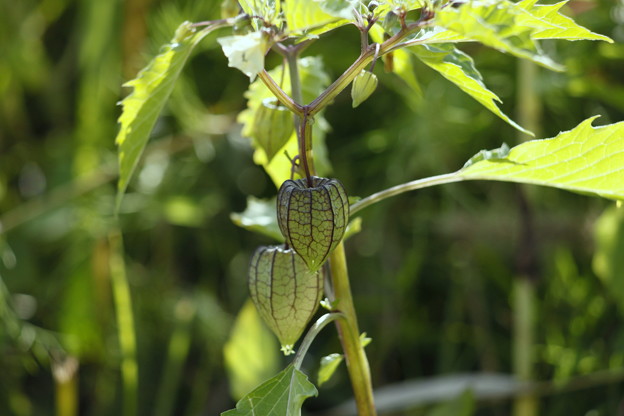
[433,0,563,70]
[237,56,331,186]
[459,117,624,201]
[115,22,217,210]
[374,0,425,17]
[283,0,350,38]
[218,31,268,80]
[223,300,280,400]
[318,353,344,386]
[462,143,510,168]
[318,0,360,19]
[230,197,284,242]
[221,364,318,416]
[409,44,531,135]
[516,0,613,42]
[413,0,612,46]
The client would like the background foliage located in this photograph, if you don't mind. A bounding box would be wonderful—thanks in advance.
[1,0,624,415]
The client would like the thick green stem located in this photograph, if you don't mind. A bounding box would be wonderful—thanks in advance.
[329,242,377,416]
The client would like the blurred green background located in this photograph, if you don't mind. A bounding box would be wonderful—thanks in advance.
[2,0,624,415]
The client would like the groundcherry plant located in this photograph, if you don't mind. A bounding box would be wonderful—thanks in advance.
[115,1,623,415]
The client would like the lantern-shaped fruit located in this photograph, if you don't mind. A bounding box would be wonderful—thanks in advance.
[252,98,294,161]
[248,245,324,354]
[277,176,349,271]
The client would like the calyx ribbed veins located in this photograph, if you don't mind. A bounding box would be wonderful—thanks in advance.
[248,245,324,354]
[277,176,349,271]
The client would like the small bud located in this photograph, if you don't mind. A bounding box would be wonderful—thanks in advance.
[252,98,294,161]
[277,177,349,271]
[351,70,379,108]
[248,245,324,354]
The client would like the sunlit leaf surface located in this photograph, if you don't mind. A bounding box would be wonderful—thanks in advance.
[460,117,624,200]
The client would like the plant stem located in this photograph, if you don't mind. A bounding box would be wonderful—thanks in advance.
[350,173,463,215]
[293,312,345,370]
[513,58,541,416]
[513,278,538,416]
[308,19,430,117]
[285,48,316,181]
[329,242,377,416]
[257,70,303,116]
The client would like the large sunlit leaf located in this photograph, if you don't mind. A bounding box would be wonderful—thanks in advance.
[459,117,624,200]
[409,44,531,135]
[517,0,613,42]
[433,0,562,70]
[408,1,611,53]
[221,364,317,416]
[115,22,218,210]
[223,300,280,400]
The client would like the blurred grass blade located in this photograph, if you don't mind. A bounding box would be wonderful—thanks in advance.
[154,298,195,416]
[221,364,317,416]
[108,230,137,416]
[460,117,624,201]
[115,22,221,211]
